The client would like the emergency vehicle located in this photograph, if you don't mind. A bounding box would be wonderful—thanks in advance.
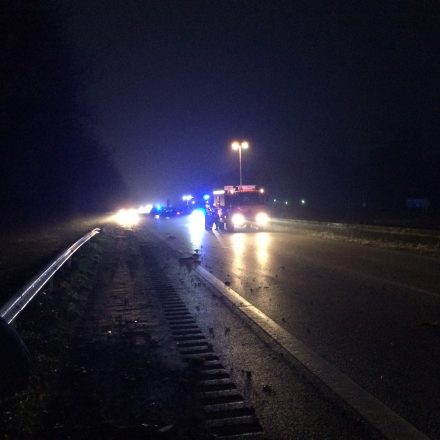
[209,185,270,232]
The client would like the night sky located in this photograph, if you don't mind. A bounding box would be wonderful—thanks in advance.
[4,1,439,222]
[61,0,438,204]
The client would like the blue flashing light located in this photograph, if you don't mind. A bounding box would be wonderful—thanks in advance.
[203,194,210,201]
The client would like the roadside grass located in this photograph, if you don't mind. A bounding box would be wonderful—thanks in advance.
[0,237,101,438]
[272,218,440,256]
[0,215,104,306]
[309,230,440,256]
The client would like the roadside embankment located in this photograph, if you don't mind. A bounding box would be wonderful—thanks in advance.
[0,227,208,439]
[272,218,440,256]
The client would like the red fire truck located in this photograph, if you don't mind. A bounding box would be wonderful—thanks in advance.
[210,185,270,232]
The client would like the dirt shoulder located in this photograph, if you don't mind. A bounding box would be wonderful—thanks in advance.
[0,226,208,439]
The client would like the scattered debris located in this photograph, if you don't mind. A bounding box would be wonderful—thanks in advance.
[224,327,230,336]
[178,255,200,271]
[158,424,174,433]
[224,280,231,286]
[262,384,273,393]
[209,328,215,338]
[421,320,440,330]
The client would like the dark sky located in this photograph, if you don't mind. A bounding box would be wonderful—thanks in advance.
[61,0,439,204]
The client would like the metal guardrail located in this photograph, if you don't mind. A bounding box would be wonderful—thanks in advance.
[0,228,100,324]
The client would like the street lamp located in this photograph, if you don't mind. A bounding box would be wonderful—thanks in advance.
[231,141,249,186]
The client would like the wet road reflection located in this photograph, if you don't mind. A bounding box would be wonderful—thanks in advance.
[187,209,206,250]
[255,232,270,266]
[231,231,271,272]
[231,232,245,268]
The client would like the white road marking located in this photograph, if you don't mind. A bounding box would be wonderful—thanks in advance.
[212,229,229,248]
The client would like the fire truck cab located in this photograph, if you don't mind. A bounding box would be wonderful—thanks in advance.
[211,185,269,232]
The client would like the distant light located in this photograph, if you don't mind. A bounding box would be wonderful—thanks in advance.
[203,194,210,200]
[259,188,265,193]
[113,208,140,227]
[137,204,152,214]
[285,201,289,205]
[213,189,225,195]
[301,199,306,205]
[231,141,249,150]
[273,199,277,203]
[182,195,194,201]
[191,200,195,204]
[155,204,162,210]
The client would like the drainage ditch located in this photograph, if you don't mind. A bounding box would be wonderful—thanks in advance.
[142,246,264,438]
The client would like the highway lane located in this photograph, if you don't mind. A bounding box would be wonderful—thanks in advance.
[143,215,440,439]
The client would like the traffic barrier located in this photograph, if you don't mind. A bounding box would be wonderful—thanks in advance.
[0,228,100,396]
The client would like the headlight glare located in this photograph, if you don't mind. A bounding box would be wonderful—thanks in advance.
[113,208,140,227]
[256,212,269,226]
[231,213,245,226]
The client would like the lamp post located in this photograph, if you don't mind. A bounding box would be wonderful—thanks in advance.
[231,141,249,186]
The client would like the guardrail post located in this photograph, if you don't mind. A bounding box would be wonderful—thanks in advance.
[0,317,30,397]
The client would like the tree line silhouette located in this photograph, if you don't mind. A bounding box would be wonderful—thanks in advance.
[1,1,128,230]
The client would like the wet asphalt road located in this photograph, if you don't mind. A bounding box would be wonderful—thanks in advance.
[142,215,440,439]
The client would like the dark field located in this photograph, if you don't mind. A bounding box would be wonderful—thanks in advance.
[0,216,106,307]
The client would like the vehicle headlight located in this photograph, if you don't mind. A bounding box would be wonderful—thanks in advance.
[231,213,245,226]
[190,208,206,225]
[113,208,140,227]
[256,212,269,226]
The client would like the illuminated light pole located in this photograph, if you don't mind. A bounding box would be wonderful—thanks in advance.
[231,141,249,186]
